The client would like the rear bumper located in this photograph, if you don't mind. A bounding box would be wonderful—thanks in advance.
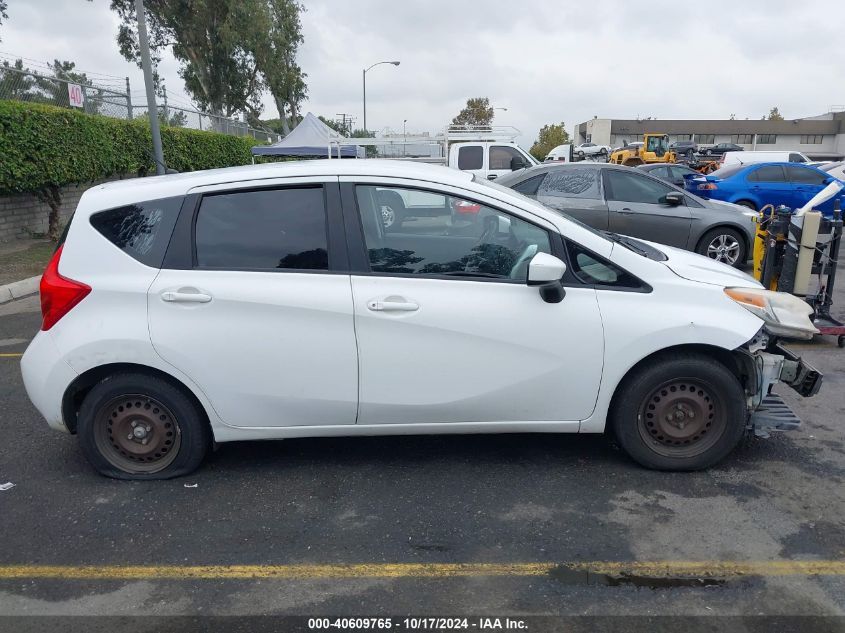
[20,331,78,433]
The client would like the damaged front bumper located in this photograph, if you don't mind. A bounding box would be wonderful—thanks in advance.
[735,334,823,434]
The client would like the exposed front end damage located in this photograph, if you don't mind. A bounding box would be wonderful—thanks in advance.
[732,328,823,436]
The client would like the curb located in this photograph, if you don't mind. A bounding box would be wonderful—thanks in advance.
[0,276,40,305]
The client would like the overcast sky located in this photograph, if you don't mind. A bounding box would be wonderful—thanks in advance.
[1,0,843,146]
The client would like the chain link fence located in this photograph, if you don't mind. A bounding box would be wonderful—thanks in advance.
[0,63,280,142]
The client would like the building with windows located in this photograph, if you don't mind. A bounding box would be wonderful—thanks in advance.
[573,110,845,159]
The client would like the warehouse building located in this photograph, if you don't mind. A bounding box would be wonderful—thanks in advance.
[573,110,845,160]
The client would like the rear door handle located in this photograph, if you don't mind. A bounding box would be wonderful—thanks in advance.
[617,208,635,215]
[367,299,419,312]
[161,290,212,303]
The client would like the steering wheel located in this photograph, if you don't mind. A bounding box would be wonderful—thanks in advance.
[509,243,538,280]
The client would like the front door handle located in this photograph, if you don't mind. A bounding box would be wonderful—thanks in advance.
[487,174,498,180]
[367,299,419,312]
[161,290,212,303]
[617,208,635,215]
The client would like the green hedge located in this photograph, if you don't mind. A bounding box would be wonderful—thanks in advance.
[0,99,265,194]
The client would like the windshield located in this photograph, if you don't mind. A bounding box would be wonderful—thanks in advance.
[473,174,614,243]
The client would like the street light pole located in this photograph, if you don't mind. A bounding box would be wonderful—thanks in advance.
[135,0,165,175]
[362,60,400,133]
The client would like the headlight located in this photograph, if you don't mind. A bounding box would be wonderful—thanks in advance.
[724,287,818,340]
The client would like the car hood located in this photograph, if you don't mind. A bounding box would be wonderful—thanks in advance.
[638,240,761,288]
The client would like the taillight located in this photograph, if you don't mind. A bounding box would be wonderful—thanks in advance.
[697,183,718,191]
[451,200,482,214]
[40,245,91,331]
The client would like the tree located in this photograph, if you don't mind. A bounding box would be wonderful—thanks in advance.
[350,128,377,158]
[158,107,188,127]
[107,0,307,127]
[0,1,8,41]
[767,106,784,121]
[451,97,494,127]
[529,122,571,161]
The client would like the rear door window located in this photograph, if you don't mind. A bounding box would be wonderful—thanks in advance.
[457,146,483,171]
[194,186,328,270]
[90,196,182,267]
[749,166,786,182]
[538,167,602,199]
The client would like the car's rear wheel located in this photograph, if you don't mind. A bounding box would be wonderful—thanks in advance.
[696,227,746,267]
[611,353,747,470]
[78,373,210,479]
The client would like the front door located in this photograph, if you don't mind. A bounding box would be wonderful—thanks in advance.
[343,180,605,426]
[148,181,358,428]
[604,168,692,248]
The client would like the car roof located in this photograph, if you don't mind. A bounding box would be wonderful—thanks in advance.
[78,159,473,210]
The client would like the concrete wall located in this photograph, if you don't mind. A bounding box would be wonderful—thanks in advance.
[0,176,133,243]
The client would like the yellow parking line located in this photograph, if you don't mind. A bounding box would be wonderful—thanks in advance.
[0,353,23,358]
[0,561,844,580]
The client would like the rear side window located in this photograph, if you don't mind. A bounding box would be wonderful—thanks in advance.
[90,197,182,268]
[457,145,483,170]
[195,187,328,270]
[539,167,602,200]
[748,166,786,182]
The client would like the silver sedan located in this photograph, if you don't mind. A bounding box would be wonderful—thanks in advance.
[496,163,756,267]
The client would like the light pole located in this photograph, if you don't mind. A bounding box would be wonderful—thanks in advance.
[135,0,165,174]
[363,61,400,133]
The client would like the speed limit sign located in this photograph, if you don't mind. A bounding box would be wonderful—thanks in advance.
[67,83,84,108]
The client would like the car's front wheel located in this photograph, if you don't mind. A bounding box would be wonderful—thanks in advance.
[697,227,746,267]
[77,373,210,479]
[611,352,747,470]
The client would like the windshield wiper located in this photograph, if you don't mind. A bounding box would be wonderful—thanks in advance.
[601,231,650,257]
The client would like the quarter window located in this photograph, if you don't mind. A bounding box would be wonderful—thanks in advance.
[90,197,182,268]
[538,167,602,200]
[194,187,328,270]
[565,240,641,288]
[355,185,551,281]
[457,145,483,170]
[511,173,546,196]
[604,169,674,204]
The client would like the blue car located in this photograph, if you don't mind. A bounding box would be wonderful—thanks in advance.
[684,162,844,215]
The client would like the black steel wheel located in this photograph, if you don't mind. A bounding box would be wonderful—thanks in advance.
[78,373,210,479]
[611,352,747,470]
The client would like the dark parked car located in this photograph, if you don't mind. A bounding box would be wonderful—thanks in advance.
[701,142,743,157]
[637,163,701,187]
[497,163,757,267]
[669,140,698,159]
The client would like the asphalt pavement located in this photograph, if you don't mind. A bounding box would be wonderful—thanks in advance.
[1,275,844,627]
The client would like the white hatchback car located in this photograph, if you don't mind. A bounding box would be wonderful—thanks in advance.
[22,160,823,479]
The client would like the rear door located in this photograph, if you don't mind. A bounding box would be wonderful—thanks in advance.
[746,165,791,208]
[603,169,692,247]
[535,166,609,230]
[148,178,358,428]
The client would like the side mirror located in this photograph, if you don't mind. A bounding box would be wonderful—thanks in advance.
[823,176,834,185]
[661,192,684,206]
[528,252,567,303]
[510,156,527,171]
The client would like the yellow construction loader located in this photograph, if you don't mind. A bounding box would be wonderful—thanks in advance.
[608,133,676,166]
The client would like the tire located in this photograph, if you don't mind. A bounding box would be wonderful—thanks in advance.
[600,148,608,155]
[705,149,712,156]
[611,352,747,471]
[696,227,747,268]
[735,200,757,211]
[77,373,210,480]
